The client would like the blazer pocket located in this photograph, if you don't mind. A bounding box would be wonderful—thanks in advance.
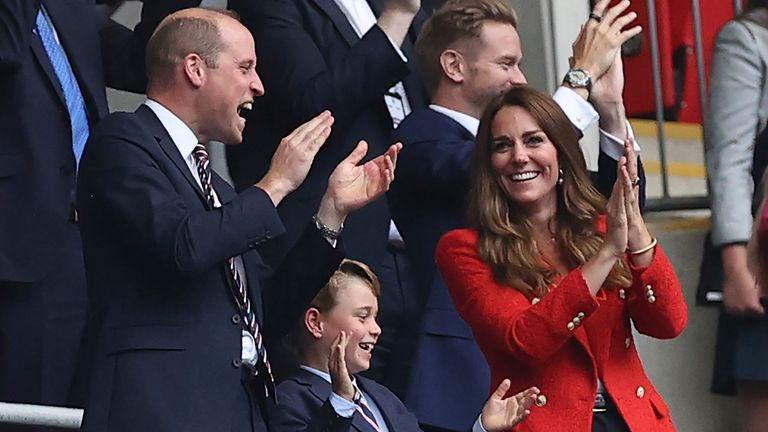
[649,391,670,419]
[421,308,475,339]
[0,154,23,178]
[104,324,188,355]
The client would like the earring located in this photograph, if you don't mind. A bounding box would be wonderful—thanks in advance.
[557,168,564,185]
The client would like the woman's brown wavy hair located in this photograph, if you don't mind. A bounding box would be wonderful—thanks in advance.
[467,86,631,297]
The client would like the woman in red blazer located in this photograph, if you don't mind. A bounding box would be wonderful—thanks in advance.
[436,86,687,432]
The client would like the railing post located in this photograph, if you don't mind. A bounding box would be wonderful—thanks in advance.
[645,0,671,199]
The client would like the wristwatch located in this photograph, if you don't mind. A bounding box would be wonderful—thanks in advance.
[562,68,592,94]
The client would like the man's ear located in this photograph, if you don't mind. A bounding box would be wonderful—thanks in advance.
[304,308,324,339]
[440,49,465,85]
[182,53,206,88]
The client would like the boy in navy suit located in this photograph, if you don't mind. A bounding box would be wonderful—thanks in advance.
[275,259,540,431]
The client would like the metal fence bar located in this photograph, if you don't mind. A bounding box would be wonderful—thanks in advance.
[645,0,671,199]
[734,0,743,16]
[691,0,708,123]
[0,402,82,429]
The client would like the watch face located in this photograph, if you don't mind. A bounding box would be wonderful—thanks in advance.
[566,69,589,87]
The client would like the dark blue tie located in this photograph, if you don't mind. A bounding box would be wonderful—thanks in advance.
[34,8,90,168]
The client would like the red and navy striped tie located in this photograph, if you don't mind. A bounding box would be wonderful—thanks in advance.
[192,144,275,400]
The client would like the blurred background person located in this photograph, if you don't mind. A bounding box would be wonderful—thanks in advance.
[705,1,768,430]
[275,259,539,432]
[437,86,687,431]
[0,0,199,424]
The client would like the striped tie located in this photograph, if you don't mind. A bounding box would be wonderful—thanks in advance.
[192,145,275,400]
[34,8,89,168]
[354,386,382,432]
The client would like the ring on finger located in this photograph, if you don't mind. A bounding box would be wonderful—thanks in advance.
[631,177,640,187]
[589,12,602,22]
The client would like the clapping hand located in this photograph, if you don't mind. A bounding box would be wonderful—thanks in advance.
[479,380,539,431]
[329,331,356,402]
[316,141,402,231]
[571,0,641,83]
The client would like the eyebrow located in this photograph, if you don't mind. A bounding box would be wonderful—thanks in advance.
[492,129,543,142]
[238,59,255,68]
[353,306,374,313]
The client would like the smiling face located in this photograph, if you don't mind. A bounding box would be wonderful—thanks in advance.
[463,21,526,115]
[198,18,264,144]
[489,105,559,215]
[317,277,381,375]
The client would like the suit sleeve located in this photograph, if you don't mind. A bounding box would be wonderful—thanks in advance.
[261,222,344,339]
[230,0,410,139]
[77,118,284,274]
[706,20,765,246]
[394,133,473,202]
[273,390,354,432]
[435,230,602,362]
[97,0,201,93]
[624,246,688,338]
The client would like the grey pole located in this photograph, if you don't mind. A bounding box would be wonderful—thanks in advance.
[646,0,671,198]
[734,0,743,16]
[0,402,83,429]
[691,0,708,122]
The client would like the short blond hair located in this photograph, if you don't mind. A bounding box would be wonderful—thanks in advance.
[415,0,518,95]
[310,259,381,313]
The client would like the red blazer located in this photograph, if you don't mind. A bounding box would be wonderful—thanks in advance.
[436,228,687,432]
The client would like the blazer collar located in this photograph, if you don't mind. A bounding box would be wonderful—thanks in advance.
[135,104,208,206]
[294,368,394,432]
[311,0,359,47]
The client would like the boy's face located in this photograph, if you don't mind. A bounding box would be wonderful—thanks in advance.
[320,278,381,375]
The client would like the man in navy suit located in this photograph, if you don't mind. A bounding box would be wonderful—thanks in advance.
[388,0,646,430]
[275,259,539,432]
[226,0,430,383]
[76,8,401,431]
[0,0,198,419]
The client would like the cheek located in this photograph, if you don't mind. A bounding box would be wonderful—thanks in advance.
[490,152,509,173]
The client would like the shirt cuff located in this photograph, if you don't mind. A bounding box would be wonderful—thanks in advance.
[599,121,641,161]
[472,415,488,432]
[552,86,598,133]
[330,393,357,418]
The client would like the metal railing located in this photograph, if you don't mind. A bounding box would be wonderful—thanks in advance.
[0,402,82,430]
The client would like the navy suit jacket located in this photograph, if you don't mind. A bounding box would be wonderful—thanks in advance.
[388,107,644,430]
[76,105,344,431]
[0,0,197,282]
[275,368,421,432]
[226,0,429,269]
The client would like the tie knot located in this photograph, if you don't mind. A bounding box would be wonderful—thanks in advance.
[193,144,209,162]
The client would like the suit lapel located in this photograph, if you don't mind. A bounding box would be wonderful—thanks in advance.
[135,105,208,206]
[355,378,393,432]
[311,0,359,47]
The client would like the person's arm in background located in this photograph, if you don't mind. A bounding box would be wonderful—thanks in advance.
[229,0,420,143]
[705,21,767,316]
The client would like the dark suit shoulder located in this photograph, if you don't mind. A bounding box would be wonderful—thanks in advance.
[394,107,472,143]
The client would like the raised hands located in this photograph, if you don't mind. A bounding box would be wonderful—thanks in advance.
[316,141,403,230]
[571,0,642,84]
[257,111,335,206]
[479,380,539,431]
[329,331,356,401]
[605,138,654,263]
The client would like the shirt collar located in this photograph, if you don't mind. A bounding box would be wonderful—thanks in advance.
[143,99,199,160]
[429,104,480,136]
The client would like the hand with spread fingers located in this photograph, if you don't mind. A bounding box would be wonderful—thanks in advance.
[479,380,540,431]
[571,0,642,84]
[328,331,356,402]
[256,110,335,206]
[317,141,402,231]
